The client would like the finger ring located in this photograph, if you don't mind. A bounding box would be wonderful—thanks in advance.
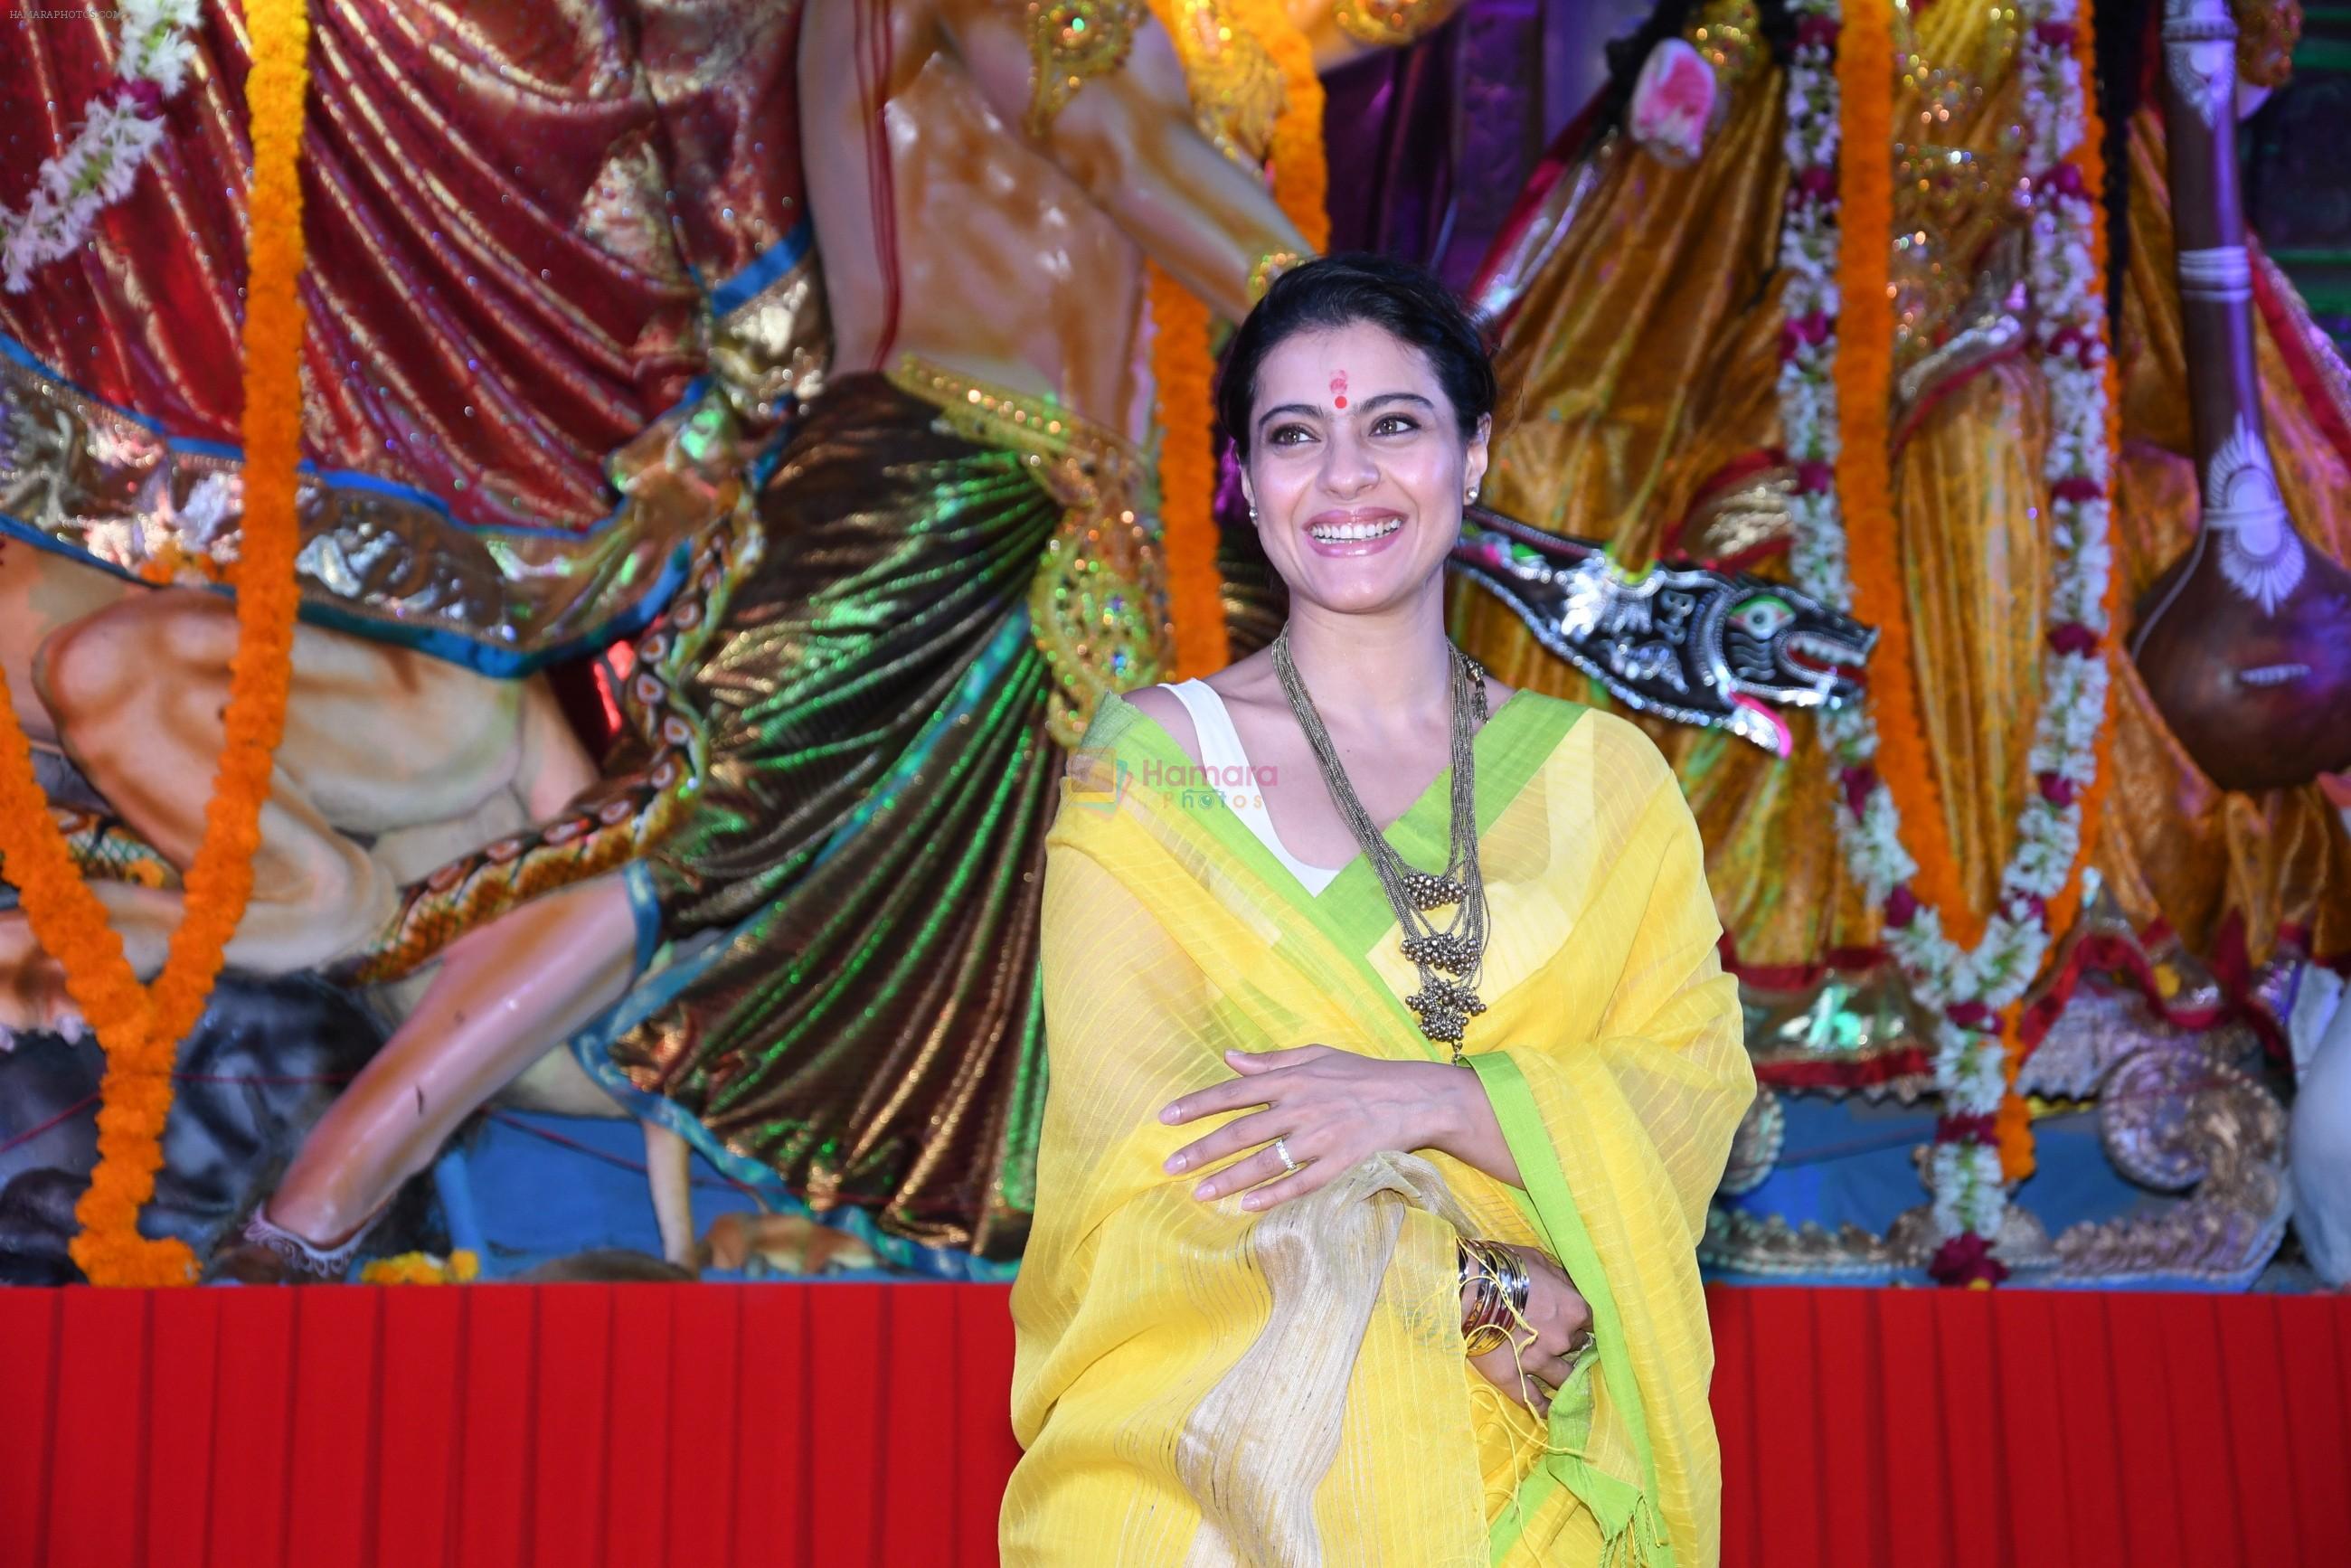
[1273,1137,1299,1175]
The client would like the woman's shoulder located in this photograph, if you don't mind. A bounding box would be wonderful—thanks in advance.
[1066,685,1197,779]
[1539,699,1678,789]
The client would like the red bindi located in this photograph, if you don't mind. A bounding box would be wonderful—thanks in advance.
[1330,370,1348,411]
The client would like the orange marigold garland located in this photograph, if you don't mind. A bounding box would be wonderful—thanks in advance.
[1833,0,1978,945]
[0,0,308,1285]
[1144,0,1328,678]
[1148,260,1227,678]
[1241,0,1330,252]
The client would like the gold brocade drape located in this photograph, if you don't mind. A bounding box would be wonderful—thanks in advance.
[1449,5,2351,974]
[1005,692,1751,1564]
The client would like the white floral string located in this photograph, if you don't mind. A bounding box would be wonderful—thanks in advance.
[0,2,202,294]
[1775,0,2114,1280]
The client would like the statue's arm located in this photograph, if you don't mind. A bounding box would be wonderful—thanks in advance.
[938,0,1313,320]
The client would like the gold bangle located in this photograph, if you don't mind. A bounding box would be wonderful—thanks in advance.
[1247,250,1306,306]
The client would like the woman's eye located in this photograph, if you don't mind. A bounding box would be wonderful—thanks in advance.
[1373,415,1419,436]
[1268,423,1315,447]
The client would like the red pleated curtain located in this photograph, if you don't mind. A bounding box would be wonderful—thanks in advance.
[2,1284,2346,1567]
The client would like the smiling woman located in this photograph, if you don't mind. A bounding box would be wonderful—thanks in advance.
[1005,255,1756,1567]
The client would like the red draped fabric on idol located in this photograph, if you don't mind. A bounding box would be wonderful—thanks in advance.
[1,1284,2346,1566]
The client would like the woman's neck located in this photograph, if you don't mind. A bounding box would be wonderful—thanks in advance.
[1279,593,1459,727]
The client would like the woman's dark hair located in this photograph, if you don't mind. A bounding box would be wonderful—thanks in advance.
[1216,251,1497,462]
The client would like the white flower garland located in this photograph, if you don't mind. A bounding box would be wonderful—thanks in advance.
[1775,0,2114,1270]
[0,2,202,294]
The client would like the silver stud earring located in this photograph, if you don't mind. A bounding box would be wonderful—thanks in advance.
[1248,504,1258,521]
[1465,485,1480,505]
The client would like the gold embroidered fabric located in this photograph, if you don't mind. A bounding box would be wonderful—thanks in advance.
[1333,0,1466,49]
[1689,0,1767,86]
[1151,0,1286,165]
[1026,0,1147,138]
[889,355,1174,748]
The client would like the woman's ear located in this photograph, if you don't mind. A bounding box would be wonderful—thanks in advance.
[1465,413,1493,495]
[1240,468,1259,520]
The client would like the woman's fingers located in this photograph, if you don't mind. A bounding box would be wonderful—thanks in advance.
[1162,1108,1281,1175]
[1189,1141,1295,1203]
[1232,1157,1331,1210]
[1223,1044,1332,1073]
[1158,1074,1277,1126]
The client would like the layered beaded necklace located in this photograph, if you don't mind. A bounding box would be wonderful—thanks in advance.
[1268,624,1491,1064]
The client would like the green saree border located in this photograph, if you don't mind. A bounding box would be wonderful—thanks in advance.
[1086,685,1582,977]
[1468,1052,1673,1568]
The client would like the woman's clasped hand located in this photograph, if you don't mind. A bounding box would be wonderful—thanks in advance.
[1157,1042,1592,1413]
[1157,1042,1460,1208]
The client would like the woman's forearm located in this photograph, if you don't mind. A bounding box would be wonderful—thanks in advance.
[1417,1063,1524,1188]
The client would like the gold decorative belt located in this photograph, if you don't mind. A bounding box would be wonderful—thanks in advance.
[887,354,1174,749]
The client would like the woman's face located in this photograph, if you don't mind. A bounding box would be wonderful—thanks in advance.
[1239,319,1489,618]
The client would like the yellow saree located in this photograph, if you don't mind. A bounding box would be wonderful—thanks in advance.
[1003,688,1755,1566]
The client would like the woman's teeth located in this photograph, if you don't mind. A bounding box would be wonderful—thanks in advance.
[1308,518,1402,543]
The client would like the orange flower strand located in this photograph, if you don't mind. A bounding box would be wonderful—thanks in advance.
[1240,0,1330,250]
[1150,260,1229,679]
[1835,4,1978,949]
[56,0,309,1286]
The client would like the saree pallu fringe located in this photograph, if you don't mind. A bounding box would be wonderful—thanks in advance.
[1006,692,1755,1565]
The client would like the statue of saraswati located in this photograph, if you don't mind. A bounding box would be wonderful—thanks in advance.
[1457,0,2351,1284]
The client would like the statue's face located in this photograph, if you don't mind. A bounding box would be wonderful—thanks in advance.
[1239,320,1488,618]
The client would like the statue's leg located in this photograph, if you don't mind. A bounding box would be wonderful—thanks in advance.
[23,589,581,980]
[263,870,640,1249]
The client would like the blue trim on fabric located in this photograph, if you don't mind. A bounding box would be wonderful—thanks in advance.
[748,429,789,490]
[624,859,664,979]
[708,222,815,319]
[0,330,711,540]
[290,542,691,677]
[0,515,151,584]
[1,508,691,678]
[431,1146,489,1260]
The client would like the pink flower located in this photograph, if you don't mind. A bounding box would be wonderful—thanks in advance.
[1795,460,1836,495]
[113,79,166,119]
[1884,886,1920,929]
[1928,1232,2011,1287]
[2037,772,2078,808]
[1781,311,1831,354]
[1629,41,1718,165]
[1944,999,1996,1031]
[1936,1112,1997,1145]
[1839,765,1877,817]
[1793,166,1837,203]
[2046,622,2099,656]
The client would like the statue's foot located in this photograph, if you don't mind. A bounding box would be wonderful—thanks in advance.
[202,1199,382,1285]
[0,912,84,1043]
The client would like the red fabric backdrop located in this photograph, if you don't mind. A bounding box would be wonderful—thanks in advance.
[2,1283,2346,1566]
